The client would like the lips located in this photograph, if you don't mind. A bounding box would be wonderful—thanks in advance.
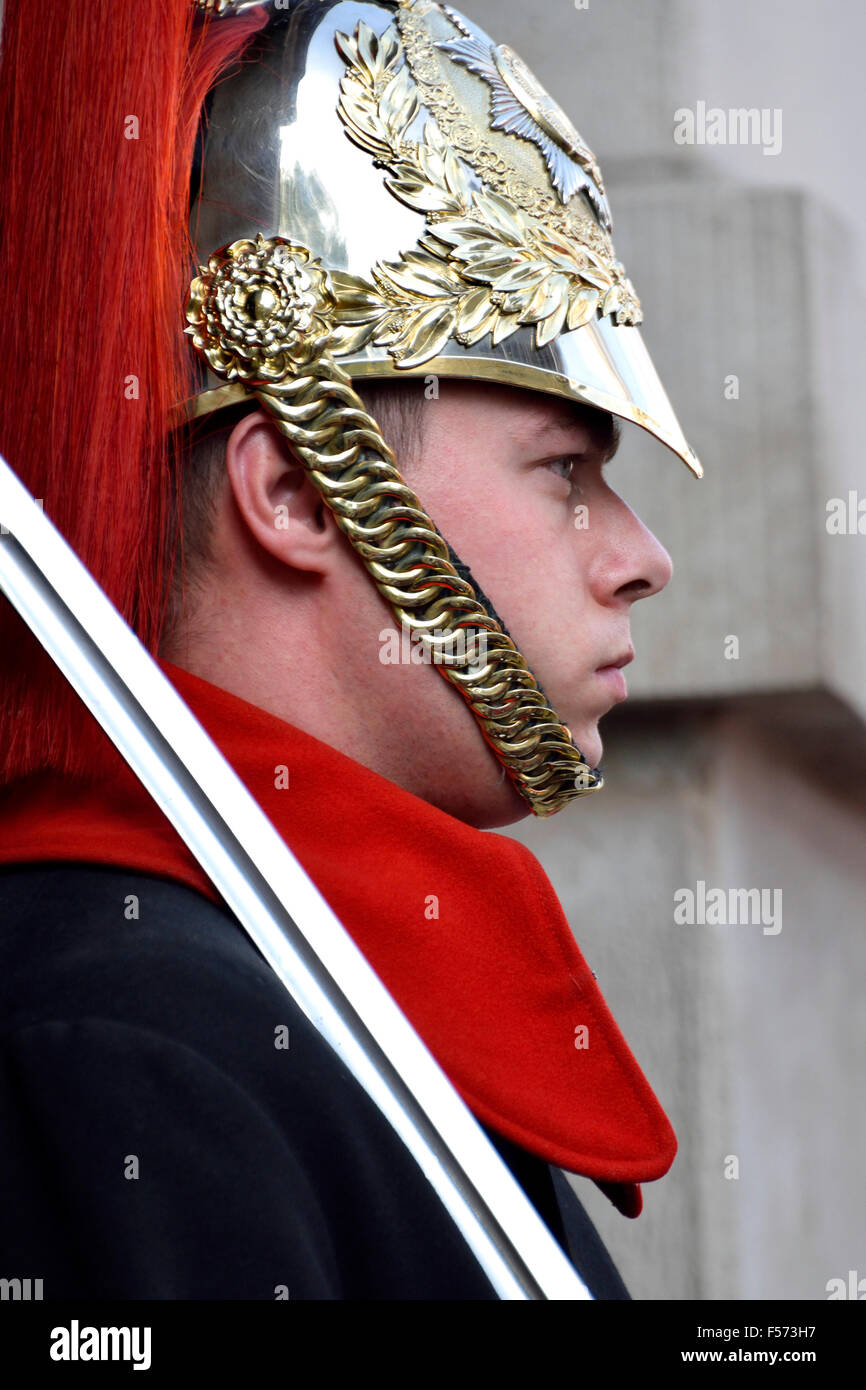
[596,649,634,671]
[594,648,633,702]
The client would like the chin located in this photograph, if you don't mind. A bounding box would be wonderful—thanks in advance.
[569,725,602,770]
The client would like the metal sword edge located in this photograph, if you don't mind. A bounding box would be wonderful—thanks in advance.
[0,453,592,1301]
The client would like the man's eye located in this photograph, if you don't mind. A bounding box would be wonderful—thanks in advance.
[546,455,577,482]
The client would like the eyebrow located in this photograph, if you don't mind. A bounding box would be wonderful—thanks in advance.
[530,403,621,463]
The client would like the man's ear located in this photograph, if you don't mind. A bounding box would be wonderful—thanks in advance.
[224,409,337,575]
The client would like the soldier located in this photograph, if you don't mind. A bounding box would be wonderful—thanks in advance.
[0,0,701,1299]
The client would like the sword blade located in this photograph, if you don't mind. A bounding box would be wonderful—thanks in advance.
[0,453,591,1301]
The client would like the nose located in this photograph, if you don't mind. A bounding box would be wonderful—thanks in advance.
[590,492,674,606]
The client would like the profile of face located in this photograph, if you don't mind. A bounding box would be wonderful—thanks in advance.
[184,379,673,829]
[401,381,673,776]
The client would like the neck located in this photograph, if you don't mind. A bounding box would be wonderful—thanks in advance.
[161,602,528,829]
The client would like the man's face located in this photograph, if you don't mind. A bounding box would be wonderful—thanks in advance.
[399,380,673,774]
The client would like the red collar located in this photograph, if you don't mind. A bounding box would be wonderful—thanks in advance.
[0,661,675,1216]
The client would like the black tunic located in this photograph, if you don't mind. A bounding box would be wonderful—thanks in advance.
[0,865,629,1300]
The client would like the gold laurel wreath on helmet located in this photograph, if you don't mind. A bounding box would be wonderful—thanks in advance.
[327,16,642,363]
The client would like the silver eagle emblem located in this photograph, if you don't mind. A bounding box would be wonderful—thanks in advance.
[438,6,612,230]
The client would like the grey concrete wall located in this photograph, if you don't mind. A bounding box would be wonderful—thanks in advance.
[508,704,866,1300]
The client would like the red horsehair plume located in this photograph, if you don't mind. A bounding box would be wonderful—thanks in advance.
[0,0,268,787]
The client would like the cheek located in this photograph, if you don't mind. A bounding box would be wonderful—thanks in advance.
[405,449,591,653]
[407,458,525,583]
[488,513,598,703]
[476,507,594,671]
[505,487,590,597]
